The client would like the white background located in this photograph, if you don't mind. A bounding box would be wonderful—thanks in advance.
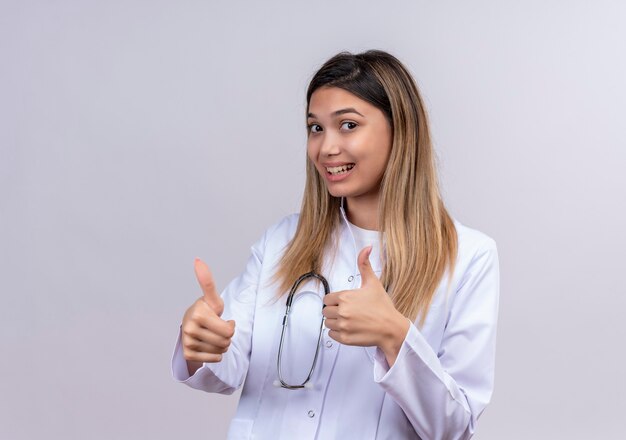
[1,1,625,438]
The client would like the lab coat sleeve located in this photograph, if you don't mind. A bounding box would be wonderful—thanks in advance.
[170,228,267,395]
[372,238,499,440]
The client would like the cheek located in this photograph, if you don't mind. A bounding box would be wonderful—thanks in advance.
[375,135,393,172]
[378,144,392,167]
[365,148,391,180]
[306,140,319,162]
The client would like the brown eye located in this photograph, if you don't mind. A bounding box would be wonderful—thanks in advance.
[308,124,323,133]
[340,121,357,130]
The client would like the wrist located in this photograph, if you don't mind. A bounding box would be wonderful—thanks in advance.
[379,313,410,366]
[186,360,204,376]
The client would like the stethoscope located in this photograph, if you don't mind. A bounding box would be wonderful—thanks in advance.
[276,271,330,390]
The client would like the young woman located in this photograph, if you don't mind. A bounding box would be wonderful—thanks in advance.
[172,50,500,440]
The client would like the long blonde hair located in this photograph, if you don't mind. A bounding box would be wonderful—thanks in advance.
[275,50,457,324]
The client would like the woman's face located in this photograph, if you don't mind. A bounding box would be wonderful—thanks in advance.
[307,86,392,205]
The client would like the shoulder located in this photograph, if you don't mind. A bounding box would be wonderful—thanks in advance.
[252,213,300,252]
[263,213,300,241]
[453,218,498,261]
[451,218,499,289]
[245,213,300,268]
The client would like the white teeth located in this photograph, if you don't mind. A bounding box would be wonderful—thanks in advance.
[326,164,355,175]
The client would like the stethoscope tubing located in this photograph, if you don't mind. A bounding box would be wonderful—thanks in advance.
[277,271,330,390]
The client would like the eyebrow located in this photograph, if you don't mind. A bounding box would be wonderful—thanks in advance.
[307,108,365,119]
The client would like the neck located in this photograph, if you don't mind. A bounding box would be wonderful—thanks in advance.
[344,194,380,231]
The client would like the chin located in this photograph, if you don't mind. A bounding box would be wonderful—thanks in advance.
[324,186,349,199]
[326,189,359,201]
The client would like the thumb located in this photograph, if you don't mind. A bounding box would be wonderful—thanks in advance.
[194,258,224,315]
[357,245,377,287]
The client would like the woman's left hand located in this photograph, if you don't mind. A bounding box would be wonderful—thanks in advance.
[323,246,410,366]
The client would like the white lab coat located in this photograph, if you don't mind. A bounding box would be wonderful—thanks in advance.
[172,207,500,440]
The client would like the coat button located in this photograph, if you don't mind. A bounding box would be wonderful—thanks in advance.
[325,340,333,348]
[308,410,315,418]
[348,275,354,282]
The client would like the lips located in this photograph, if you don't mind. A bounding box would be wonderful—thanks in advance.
[320,162,355,183]
[325,163,355,175]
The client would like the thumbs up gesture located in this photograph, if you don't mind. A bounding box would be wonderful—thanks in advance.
[181,259,236,369]
[322,246,410,366]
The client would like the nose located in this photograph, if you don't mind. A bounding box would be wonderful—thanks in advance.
[319,131,341,157]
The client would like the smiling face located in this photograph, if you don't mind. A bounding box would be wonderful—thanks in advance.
[307,86,393,209]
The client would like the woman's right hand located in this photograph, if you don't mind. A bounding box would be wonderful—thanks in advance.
[181,258,236,374]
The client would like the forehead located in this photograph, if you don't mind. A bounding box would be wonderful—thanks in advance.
[308,86,377,116]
